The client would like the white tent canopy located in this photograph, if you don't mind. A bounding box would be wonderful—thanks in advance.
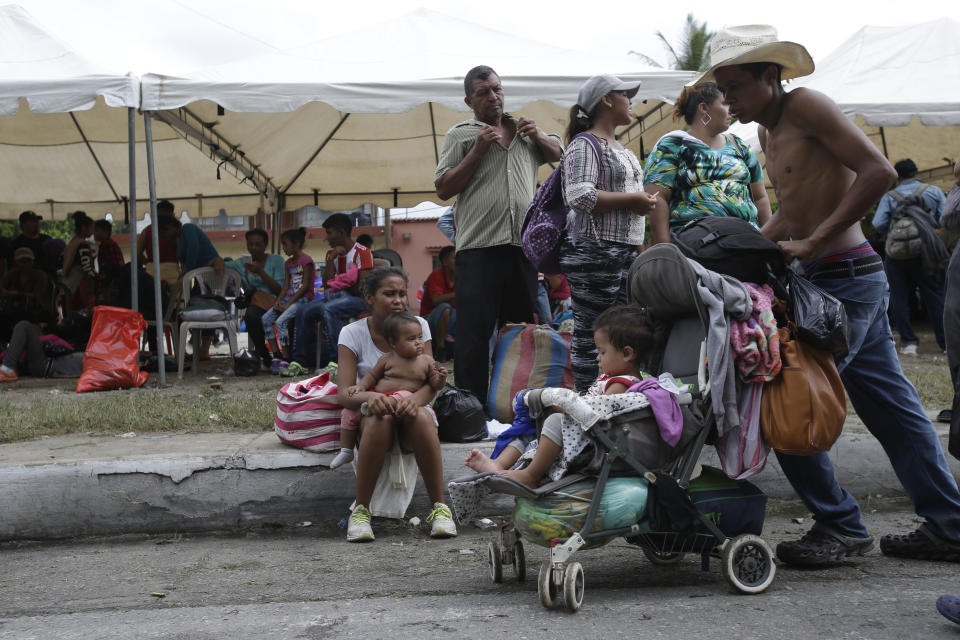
[140,9,695,213]
[790,17,960,127]
[0,4,272,221]
[731,18,960,188]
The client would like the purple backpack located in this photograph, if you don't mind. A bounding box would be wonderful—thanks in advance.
[521,133,603,273]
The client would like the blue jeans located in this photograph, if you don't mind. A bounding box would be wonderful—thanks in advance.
[775,267,960,542]
[261,297,307,349]
[535,282,552,325]
[885,257,945,349]
[426,303,456,337]
[291,291,368,366]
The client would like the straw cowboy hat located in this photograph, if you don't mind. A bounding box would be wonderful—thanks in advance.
[696,25,814,85]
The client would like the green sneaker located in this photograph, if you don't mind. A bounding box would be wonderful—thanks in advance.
[426,502,457,538]
[316,361,338,383]
[280,361,308,377]
[346,504,374,542]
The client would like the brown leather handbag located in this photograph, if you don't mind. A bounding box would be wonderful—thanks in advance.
[760,323,846,455]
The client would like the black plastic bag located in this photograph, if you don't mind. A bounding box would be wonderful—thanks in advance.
[645,472,699,534]
[233,349,260,377]
[786,270,849,358]
[433,385,488,443]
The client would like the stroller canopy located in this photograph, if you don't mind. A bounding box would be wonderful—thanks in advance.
[628,243,708,325]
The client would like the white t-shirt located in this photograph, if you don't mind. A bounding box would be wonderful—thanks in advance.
[338,316,432,380]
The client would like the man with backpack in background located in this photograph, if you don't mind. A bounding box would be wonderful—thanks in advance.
[434,65,562,412]
[873,158,948,355]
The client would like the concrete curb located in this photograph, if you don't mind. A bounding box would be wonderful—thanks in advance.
[1,422,957,541]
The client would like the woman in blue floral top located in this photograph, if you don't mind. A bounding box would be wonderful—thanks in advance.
[643,83,772,243]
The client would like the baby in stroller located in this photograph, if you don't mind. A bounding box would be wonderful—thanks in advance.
[465,305,657,488]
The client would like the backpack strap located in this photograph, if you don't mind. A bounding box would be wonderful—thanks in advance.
[889,183,929,202]
[567,132,606,243]
[888,183,931,215]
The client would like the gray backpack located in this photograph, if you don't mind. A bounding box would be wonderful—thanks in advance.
[884,184,934,260]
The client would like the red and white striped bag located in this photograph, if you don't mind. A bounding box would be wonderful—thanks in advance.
[274,372,342,452]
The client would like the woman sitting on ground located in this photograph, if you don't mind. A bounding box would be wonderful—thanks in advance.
[336,266,457,542]
[643,82,772,243]
[0,316,90,382]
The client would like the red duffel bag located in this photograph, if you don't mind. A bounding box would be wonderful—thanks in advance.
[76,305,149,393]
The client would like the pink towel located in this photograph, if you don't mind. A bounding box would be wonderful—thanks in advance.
[729,283,781,383]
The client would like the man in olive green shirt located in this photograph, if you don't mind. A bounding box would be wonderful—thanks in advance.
[434,65,562,410]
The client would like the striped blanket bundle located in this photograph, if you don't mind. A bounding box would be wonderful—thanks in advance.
[487,323,574,422]
[275,372,342,452]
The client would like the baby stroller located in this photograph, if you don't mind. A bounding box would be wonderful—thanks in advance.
[447,243,776,612]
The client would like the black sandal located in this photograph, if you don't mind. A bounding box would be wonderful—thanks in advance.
[880,525,960,562]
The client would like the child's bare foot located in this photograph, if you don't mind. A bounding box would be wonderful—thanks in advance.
[501,468,539,489]
[465,449,502,474]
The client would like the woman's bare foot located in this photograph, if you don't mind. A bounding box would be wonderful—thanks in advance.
[465,449,502,474]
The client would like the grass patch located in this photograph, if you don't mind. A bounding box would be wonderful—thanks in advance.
[0,387,274,444]
[0,329,951,445]
[898,355,953,411]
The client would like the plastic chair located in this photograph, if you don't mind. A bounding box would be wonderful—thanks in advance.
[177,266,242,379]
[144,295,180,364]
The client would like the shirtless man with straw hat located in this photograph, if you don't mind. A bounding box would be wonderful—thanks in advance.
[701,25,960,565]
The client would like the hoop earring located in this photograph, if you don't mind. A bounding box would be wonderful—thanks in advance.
[700,113,712,126]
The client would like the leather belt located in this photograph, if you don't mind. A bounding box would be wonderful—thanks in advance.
[806,254,884,279]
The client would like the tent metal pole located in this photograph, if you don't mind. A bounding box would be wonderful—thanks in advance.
[270,193,284,255]
[879,126,889,158]
[384,189,397,249]
[284,114,350,195]
[143,111,167,387]
[71,112,122,203]
[127,108,138,312]
[428,102,439,165]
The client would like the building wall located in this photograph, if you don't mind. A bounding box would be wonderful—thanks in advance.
[390,219,454,314]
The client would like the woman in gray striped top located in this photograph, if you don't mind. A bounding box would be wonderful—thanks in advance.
[559,75,659,391]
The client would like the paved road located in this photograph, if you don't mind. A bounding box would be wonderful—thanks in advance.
[1,498,958,639]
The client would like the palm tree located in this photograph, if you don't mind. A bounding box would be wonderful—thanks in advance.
[656,14,714,71]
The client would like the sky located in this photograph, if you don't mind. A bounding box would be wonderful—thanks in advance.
[11,0,956,76]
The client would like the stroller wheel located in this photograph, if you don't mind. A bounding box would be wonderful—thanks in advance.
[537,562,560,609]
[512,540,526,582]
[642,545,684,565]
[562,562,585,612]
[488,541,504,583]
[721,534,776,594]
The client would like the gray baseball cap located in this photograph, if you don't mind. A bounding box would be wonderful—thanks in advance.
[576,74,641,114]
